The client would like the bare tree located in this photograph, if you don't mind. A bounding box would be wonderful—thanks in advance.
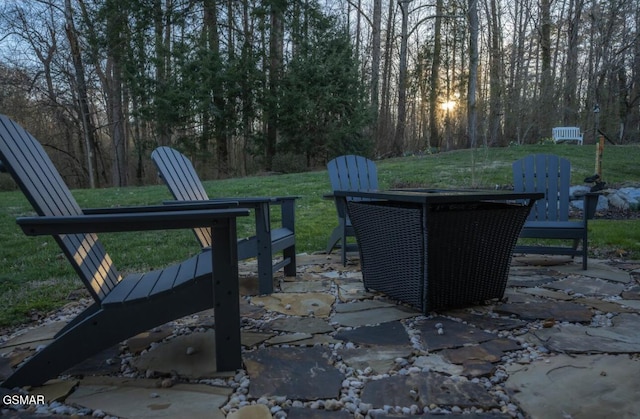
[467,0,478,149]
[486,0,503,146]
[378,0,398,155]
[395,0,412,156]
[563,0,584,125]
[428,0,443,150]
[538,0,553,138]
[64,0,96,188]
[371,0,382,132]
[104,0,128,186]
[265,0,284,170]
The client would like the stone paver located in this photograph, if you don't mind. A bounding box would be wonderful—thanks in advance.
[263,316,334,334]
[443,311,527,332]
[227,404,271,419]
[66,378,231,419]
[495,300,593,322]
[413,317,497,350]
[553,260,633,283]
[505,354,640,419]
[132,330,226,379]
[126,327,174,354]
[0,321,65,354]
[528,312,640,353]
[244,346,343,400]
[251,292,335,317]
[338,346,413,374]
[331,305,416,327]
[360,372,499,410]
[543,276,626,296]
[334,321,409,346]
[372,414,510,419]
[287,407,352,418]
[2,254,640,419]
[441,339,517,364]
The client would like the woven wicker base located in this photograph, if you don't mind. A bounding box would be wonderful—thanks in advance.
[347,200,531,312]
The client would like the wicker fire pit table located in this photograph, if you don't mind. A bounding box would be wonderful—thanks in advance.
[333,189,543,313]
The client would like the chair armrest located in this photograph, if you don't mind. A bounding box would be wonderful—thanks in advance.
[17,208,250,236]
[163,196,298,208]
[83,201,239,214]
[225,196,299,206]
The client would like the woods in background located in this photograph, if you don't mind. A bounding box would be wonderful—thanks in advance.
[0,0,638,188]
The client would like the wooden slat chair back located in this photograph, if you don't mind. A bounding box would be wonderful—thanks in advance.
[513,153,572,223]
[151,146,213,247]
[326,155,378,265]
[0,115,244,387]
[512,153,591,269]
[0,116,121,302]
[328,155,379,192]
[151,146,297,294]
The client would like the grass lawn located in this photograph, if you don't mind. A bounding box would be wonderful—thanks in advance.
[1,143,639,327]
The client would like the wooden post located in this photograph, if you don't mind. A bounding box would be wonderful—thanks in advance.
[595,135,604,180]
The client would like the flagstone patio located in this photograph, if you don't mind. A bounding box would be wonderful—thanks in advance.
[1,253,640,418]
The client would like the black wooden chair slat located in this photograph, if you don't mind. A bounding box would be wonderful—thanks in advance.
[102,273,145,305]
[152,146,297,295]
[152,146,226,248]
[194,250,213,280]
[150,262,183,295]
[154,145,209,202]
[0,116,122,300]
[174,252,203,288]
[3,120,78,218]
[61,233,121,300]
[123,271,163,303]
[0,114,245,388]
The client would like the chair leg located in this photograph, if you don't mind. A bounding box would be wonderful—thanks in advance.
[326,225,342,254]
[572,237,588,270]
[341,224,348,267]
[283,245,296,277]
[254,203,274,295]
[281,200,296,277]
[582,236,588,270]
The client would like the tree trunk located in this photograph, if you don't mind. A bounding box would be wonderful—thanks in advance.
[378,0,397,155]
[106,0,127,186]
[395,0,412,156]
[204,0,229,176]
[563,0,583,125]
[64,0,96,188]
[239,0,253,175]
[154,0,172,147]
[266,1,284,170]
[107,57,127,187]
[467,0,478,149]
[371,0,381,132]
[428,0,443,150]
[539,0,552,137]
[487,0,503,146]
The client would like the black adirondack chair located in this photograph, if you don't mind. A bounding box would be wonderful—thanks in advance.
[512,154,597,270]
[0,115,249,388]
[326,155,378,266]
[151,146,296,295]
